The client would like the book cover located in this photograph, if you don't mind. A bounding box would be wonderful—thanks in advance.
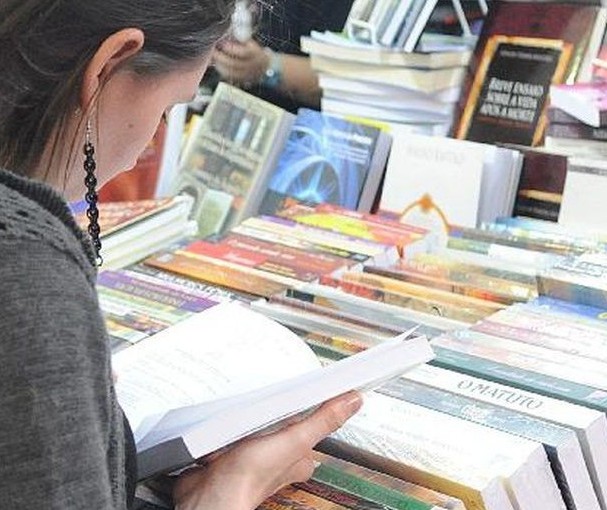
[454,1,604,145]
[329,391,555,510]
[241,215,400,263]
[405,363,607,509]
[442,329,607,391]
[512,148,567,222]
[259,109,390,216]
[277,202,431,257]
[378,133,487,231]
[456,35,571,146]
[380,378,594,510]
[550,82,607,127]
[559,157,607,232]
[73,197,176,237]
[319,275,488,324]
[430,343,607,412]
[179,234,352,283]
[307,463,442,510]
[174,83,295,235]
[312,452,466,510]
[144,250,290,298]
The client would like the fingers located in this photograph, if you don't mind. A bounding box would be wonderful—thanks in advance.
[217,40,258,59]
[287,391,363,449]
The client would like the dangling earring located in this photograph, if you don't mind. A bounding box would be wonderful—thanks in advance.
[83,119,103,266]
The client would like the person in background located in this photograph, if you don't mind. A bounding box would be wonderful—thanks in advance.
[0,1,363,509]
[213,0,354,112]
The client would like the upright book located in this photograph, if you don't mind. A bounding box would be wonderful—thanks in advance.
[453,1,607,146]
[377,133,521,232]
[259,108,391,217]
[174,83,295,236]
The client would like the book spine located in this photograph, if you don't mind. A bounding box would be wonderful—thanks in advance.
[531,296,607,321]
[546,123,607,141]
[296,479,392,510]
[473,317,607,362]
[318,275,487,323]
[144,251,289,297]
[447,329,607,390]
[97,270,218,312]
[126,265,243,301]
[311,463,433,510]
[379,378,586,510]
[314,452,466,510]
[98,286,190,325]
[431,345,607,412]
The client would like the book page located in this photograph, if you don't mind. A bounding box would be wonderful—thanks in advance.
[112,302,321,440]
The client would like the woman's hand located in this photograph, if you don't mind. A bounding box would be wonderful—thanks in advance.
[213,39,270,86]
[173,391,363,510]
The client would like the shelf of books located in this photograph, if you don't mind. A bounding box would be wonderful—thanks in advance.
[89,1,607,509]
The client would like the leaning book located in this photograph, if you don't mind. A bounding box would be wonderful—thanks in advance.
[112,302,433,480]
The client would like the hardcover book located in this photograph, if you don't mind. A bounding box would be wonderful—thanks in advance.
[511,148,568,222]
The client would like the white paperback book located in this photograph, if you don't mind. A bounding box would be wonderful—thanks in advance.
[112,302,434,480]
[330,391,565,510]
[379,133,521,231]
[404,363,607,509]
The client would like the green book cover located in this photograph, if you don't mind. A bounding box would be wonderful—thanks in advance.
[313,463,437,510]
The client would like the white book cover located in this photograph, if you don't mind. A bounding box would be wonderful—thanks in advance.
[379,133,487,230]
[559,157,607,232]
[404,363,607,509]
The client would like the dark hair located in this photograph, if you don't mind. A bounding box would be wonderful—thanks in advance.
[0,0,235,176]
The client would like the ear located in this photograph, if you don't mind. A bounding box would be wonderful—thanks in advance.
[80,28,145,111]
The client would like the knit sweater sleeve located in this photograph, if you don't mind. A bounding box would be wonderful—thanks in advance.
[0,239,128,509]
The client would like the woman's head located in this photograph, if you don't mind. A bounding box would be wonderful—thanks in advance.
[0,0,235,198]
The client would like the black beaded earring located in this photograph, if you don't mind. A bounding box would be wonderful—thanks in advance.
[83,119,103,266]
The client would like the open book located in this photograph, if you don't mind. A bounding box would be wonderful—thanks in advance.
[112,302,434,480]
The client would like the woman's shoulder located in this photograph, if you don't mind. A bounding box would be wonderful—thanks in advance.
[0,169,97,280]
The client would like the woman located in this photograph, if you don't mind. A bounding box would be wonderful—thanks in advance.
[0,2,362,509]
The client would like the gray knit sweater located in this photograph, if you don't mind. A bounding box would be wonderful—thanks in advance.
[0,169,136,508]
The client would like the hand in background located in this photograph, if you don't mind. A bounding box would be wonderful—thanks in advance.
[213,39,270,86]
[173,391,363,510]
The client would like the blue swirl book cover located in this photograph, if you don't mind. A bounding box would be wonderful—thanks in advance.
[259,109,383,216]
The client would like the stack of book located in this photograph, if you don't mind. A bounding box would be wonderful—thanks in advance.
[72,196,196,270]
[95,264,245,352]
[545,82,607,158]
[90,196,607,509]
[142,204,430,299]
[302,31,470,135]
